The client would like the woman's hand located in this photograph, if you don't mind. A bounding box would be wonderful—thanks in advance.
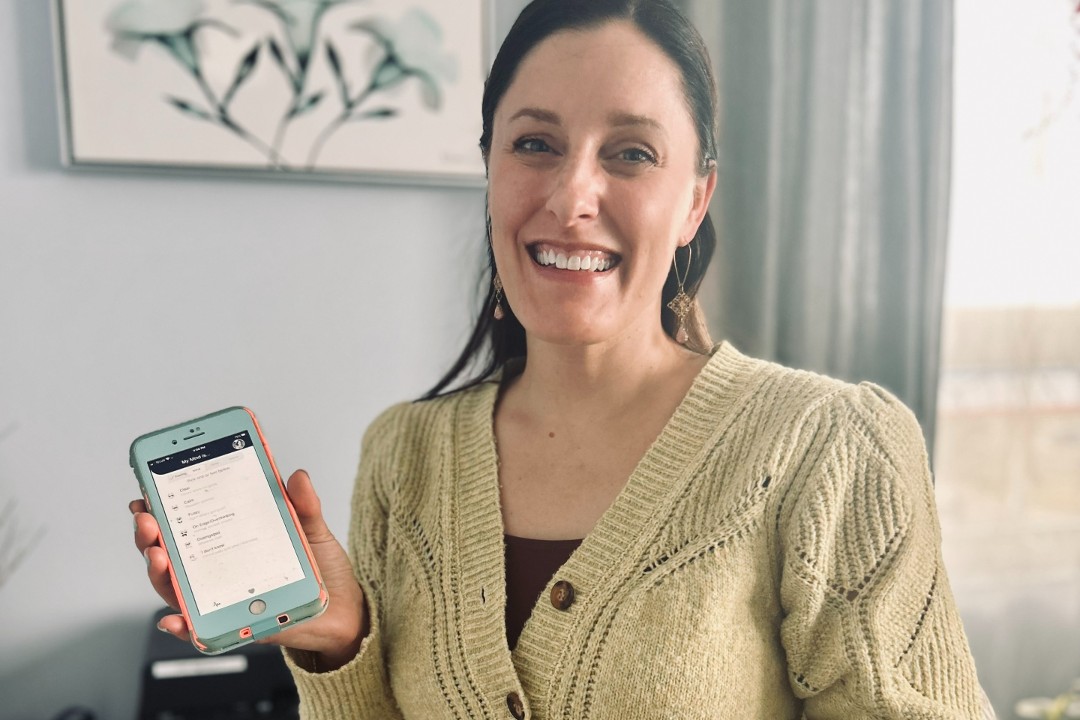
[130,469,368,671]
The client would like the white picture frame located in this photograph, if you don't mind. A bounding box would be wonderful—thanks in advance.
[52,0,491,186]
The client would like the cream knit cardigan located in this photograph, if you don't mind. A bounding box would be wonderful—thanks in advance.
[286,343,988,719]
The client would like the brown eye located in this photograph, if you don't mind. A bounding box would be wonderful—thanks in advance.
[618,147,657,164]
[514,137,554,154]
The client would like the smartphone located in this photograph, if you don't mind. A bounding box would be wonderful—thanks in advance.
[130,407,328,654]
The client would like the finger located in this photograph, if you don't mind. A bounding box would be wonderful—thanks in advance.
[144,545,181,611]
[155,613,190,643]
[133,511,161,554]
[286,470,334,544]
[129,499,147,514]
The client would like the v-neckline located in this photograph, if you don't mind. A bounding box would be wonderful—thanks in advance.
[443,341,758,695]
[488,342,746,549]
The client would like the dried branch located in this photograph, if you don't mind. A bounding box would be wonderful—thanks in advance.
[0,496,45,590]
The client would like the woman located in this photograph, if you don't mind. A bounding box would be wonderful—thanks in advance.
[132,0,989,717]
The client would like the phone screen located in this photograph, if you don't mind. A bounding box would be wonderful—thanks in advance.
[148,432,305,615]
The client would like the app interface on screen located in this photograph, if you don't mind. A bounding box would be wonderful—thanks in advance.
[148,432,305,615]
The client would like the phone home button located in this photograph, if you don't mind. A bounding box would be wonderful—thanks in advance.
[249,599,267,615]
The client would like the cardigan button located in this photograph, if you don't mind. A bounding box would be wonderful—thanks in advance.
[506,691,525,719]
[550,580,575,610]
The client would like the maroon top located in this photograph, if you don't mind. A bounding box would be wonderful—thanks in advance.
[504,534,583,650]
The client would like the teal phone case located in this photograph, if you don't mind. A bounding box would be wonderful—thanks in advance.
[130,407,328,654]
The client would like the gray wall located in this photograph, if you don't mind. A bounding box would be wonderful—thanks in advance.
[0,2,521,718]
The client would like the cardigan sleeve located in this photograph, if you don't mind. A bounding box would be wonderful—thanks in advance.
[283,407,407,719]
[778,383,990,719]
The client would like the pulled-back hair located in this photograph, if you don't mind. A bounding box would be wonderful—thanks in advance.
[424,0,718,399]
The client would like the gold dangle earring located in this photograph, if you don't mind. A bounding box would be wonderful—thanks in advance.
[667,244,692,344]
[492,273,505,320]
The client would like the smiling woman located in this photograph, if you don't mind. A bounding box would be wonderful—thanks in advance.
[129,0,993,717]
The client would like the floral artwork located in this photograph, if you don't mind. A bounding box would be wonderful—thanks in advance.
[54,0,488,184]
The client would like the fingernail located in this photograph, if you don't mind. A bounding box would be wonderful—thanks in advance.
[133,514,140,533]
[144,548,151,567]
[156,622,169,633]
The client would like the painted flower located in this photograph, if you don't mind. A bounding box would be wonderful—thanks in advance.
[386,8,456,83]
[106,0,205,64]
[107,0,235,78]
[107,0,205,35]
[353,8,457,109]
[241,0,354,68]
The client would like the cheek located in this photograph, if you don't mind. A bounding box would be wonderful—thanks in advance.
[611,204,680,299]
[486,169,538,290]
[609,194,680,258]
[487,163,539,239]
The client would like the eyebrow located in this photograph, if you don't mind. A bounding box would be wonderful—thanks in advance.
[508,107,561,124]
[507,108,665,133]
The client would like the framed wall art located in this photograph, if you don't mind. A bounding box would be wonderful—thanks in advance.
[52,0,490,186]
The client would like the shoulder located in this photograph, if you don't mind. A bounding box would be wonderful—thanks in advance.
[709,343,860,427]
[355,381,498,501]
[718,344,849,408]
[713,343,927,469]
[361,382,495,456]
[741,354,937,553]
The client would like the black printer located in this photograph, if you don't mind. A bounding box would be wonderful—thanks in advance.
[137,608,299,720]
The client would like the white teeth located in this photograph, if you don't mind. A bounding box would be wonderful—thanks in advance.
[532,247,614,272]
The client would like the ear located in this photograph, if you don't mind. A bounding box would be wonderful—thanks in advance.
[679,168,717,246]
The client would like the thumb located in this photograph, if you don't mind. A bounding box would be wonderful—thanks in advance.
[286,469,334,544]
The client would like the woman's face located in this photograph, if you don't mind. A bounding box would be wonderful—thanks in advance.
[487,20,715,350]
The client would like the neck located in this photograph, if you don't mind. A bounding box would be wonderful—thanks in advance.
[507,329,708,424]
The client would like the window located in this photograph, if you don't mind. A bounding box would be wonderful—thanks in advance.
[937,0,1080,714]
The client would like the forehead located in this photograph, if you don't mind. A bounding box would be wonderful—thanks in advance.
[496,21,691,129]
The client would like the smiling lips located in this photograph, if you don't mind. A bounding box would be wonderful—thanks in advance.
[530,242,619,272]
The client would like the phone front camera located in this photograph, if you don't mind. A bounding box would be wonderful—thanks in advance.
[172,440,178,445]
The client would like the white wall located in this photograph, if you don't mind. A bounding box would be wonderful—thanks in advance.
[0,2,526,718]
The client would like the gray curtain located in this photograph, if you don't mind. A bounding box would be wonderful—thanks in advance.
[686,0,954,449]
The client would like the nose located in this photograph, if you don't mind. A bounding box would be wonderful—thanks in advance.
[544,152,601,226]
